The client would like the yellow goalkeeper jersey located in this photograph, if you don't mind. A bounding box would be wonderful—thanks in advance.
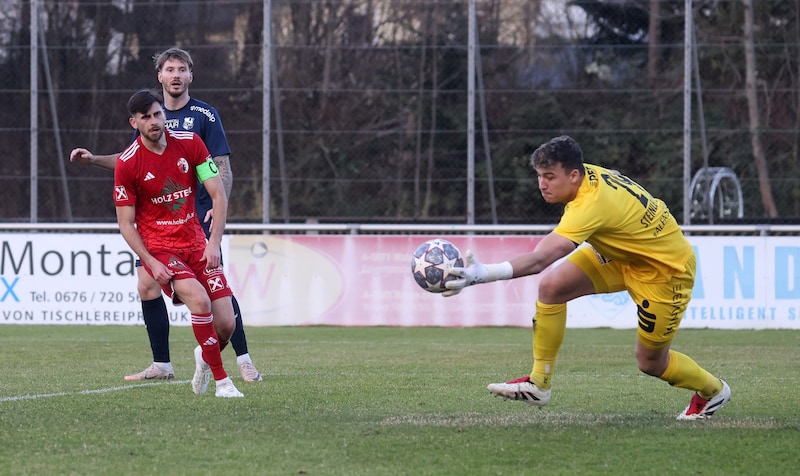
[553,163,693,283]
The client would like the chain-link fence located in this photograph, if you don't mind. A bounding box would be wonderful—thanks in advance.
[2,0,798,225]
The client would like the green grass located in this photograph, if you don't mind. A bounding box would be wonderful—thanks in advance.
[1,326,798,475]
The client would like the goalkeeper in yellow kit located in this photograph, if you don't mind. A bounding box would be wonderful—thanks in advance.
[445,135,730,420]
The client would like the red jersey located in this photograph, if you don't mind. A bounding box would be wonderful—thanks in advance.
[114,130,211,252]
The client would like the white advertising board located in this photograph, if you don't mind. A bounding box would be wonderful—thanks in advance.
[1,233,798,329]
[0,234,195,325]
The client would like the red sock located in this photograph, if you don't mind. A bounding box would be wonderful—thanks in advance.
[191,313,227,381]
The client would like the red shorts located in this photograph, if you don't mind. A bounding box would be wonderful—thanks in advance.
[142,249,233,305]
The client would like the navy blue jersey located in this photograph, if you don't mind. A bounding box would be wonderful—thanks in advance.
[134,97,231,238]
[165,98,230,237]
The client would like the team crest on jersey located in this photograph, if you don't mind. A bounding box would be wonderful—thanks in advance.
[182,117,194,130]
[114,186,128,201]
[177,158,189,173]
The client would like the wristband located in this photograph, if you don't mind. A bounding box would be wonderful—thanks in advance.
[485,261,513,282]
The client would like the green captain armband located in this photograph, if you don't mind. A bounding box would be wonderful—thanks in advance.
[196,157,219,182]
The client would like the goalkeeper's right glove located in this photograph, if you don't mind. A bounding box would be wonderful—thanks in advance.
[442,250,512,297]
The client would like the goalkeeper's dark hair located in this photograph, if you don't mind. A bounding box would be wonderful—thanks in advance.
[530,135,585,175]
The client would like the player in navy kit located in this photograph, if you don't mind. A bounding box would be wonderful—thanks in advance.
[70,48,263,384]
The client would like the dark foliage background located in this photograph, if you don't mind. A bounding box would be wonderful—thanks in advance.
[2,0,797,224]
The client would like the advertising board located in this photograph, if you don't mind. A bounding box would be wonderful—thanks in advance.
[1,233,798,329]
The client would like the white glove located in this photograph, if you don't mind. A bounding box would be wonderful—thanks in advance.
[443,250,512,297]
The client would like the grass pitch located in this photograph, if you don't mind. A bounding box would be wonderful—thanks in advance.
[1,325,798,475]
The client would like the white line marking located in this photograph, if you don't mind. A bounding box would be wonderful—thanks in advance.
[0,379,191,402]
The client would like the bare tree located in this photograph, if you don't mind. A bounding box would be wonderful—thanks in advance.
[422,5,439,218]
[647,0,661,82]
[413,3,431,217]
[742,0,777,217]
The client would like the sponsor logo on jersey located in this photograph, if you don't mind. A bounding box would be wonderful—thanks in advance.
[115,186,128,201]
[151,177,191,214]
[144,172,155,181]
[155,211,195,226]
[190,105,216,122]
[167,255,188,271]
[207,276,225,292]
[150,187,193,205]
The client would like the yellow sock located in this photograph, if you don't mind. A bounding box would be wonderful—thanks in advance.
[660,349,722,398]
[529,301,567,390]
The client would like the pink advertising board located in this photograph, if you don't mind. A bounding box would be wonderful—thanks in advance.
[226,235,544,327]
[2,233,798,328]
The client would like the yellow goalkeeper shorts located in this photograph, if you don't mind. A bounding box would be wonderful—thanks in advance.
[567,245,696,350]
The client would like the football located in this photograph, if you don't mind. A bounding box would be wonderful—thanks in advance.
[411,239,464,293]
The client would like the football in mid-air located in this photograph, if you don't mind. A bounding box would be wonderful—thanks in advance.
[411,239,464,293]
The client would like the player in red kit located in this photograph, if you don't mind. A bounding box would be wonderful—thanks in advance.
[114,89,243,398]
[70,47,262,384]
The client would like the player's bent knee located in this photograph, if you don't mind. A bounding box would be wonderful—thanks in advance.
[210,297,236,340]
[538,274,591,304]
[635,344,669,377]
[214,317,235,341]
[137,281,162,300]
[637,362,663,377]
[217,326,234,342]
[136,269,162,300]
[537,276,563,302]
[173,284,212,314]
